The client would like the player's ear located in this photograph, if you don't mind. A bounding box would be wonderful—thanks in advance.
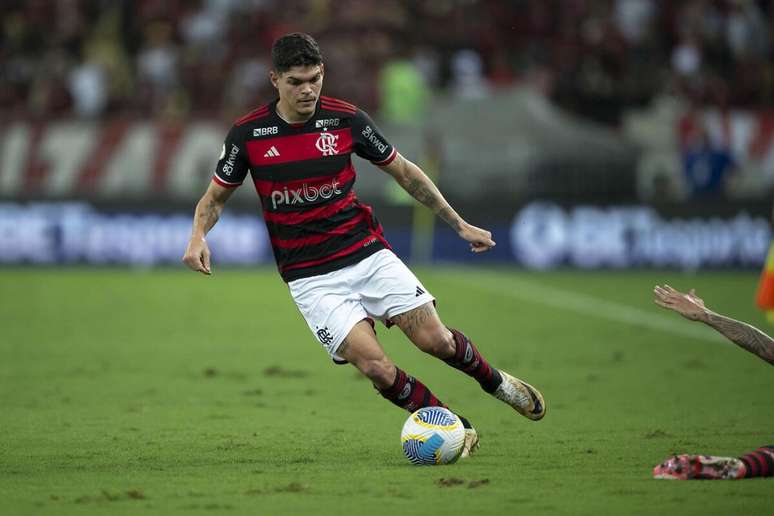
[319,63,325,78]
[269,70,280,89]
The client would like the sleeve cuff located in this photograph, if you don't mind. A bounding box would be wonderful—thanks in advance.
[213,175,242,188]
[371,147,397,166]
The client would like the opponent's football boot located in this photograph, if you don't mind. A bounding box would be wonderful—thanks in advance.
[653,454,745,480]
[492,371,546,421]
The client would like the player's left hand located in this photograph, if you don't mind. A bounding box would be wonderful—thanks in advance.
[458,223,495,253]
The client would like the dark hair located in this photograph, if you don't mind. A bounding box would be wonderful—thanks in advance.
[271,33,323,73]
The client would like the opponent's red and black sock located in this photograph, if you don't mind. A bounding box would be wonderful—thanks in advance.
[445,328,502,393]
[739,445,774,478]
[378,367,447,414]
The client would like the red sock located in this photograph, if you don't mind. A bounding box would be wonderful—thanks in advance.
[740,445,774,478]
[378,367,446,414]
[446,328,502,393]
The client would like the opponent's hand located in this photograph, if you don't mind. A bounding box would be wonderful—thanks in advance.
[653,284,707,322]
[182,236,212,275]
[458,223,496,253]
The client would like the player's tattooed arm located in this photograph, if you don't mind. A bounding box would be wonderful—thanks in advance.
[192,182,233,236]
[703,312,774,365]
[654,285,774,365]
[383,153,461,228]
[197,197,221,233]
[183,182,235,275]
[380,153,495,252]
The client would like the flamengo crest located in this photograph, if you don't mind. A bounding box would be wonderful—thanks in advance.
[315,132,339,156]
[316,327,334,345]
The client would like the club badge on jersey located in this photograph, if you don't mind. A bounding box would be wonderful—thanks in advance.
[315,132,339,156]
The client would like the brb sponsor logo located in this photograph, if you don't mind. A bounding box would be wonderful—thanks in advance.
[221,144,240,176]
[315,118,340,129]
[361,125,388,154]
[253,126,278,137]
[315,132,339,156]
[270,179,342,209]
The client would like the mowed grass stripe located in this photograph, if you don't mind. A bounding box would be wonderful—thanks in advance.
[447,272,725,343]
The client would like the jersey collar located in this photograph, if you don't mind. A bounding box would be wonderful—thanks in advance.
[271,98,321,130]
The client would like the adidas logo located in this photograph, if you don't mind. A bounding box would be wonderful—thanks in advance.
[415,286,425,297]
[263,146,280,158]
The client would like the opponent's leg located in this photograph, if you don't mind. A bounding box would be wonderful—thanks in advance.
[653,455,745,480]
[739,445,774,478]
[337,319,479,457]
[392,302,546,421]
[653,445,774,480]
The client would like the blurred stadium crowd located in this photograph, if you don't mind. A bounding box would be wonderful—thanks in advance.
[1,0,771,124]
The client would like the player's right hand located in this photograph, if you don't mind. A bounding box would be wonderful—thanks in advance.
[458,223,496,253]
[182,236,212,275]
[653,284,707,321]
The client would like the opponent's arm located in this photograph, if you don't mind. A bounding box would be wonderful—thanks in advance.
[654,284,774,365]
[380,152,495,253]
[182,181,235,275]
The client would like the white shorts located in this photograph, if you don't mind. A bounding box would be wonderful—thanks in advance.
[288,249,435,363]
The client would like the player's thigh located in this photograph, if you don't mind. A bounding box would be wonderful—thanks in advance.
[288,272,366,363]
[357,250,435,325]
[391,301,451,353]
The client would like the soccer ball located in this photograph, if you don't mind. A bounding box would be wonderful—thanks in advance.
[400,407,465,465]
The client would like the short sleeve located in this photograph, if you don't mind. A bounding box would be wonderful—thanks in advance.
[213,126,249,188]
[351,109,397,166]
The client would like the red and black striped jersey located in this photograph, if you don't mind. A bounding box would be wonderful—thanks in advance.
[213,96,397,282]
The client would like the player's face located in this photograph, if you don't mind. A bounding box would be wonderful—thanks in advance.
[271,65,324,121]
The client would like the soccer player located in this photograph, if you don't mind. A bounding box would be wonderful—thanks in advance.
[182,33,546,458]
[651,284,774,479]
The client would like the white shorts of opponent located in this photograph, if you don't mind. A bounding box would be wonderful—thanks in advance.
[288,249,435,364]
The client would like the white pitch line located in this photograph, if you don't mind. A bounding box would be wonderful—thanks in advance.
[449,273,727,344]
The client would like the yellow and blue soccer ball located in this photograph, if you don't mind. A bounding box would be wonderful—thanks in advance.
[400,407,465,465]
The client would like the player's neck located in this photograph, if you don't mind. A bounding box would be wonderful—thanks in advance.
[276,99,315,124]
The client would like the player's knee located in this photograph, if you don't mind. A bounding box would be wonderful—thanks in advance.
[415,327,455,359]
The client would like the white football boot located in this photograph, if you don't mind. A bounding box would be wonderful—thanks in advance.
[460,428,480,459]
[492,370,546,421]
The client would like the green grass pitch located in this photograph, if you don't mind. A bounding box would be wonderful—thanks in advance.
[1,267,772,515]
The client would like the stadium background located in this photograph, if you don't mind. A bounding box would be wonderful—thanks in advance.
[1,0,771,267]
[2,1,774,515]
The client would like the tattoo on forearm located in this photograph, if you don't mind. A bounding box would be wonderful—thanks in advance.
[403,176,462,232]
[405,178,439,208]
[197,198,221,233]
[705,312,774,365]
[438,206,463,232]
[393,303,435,340]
